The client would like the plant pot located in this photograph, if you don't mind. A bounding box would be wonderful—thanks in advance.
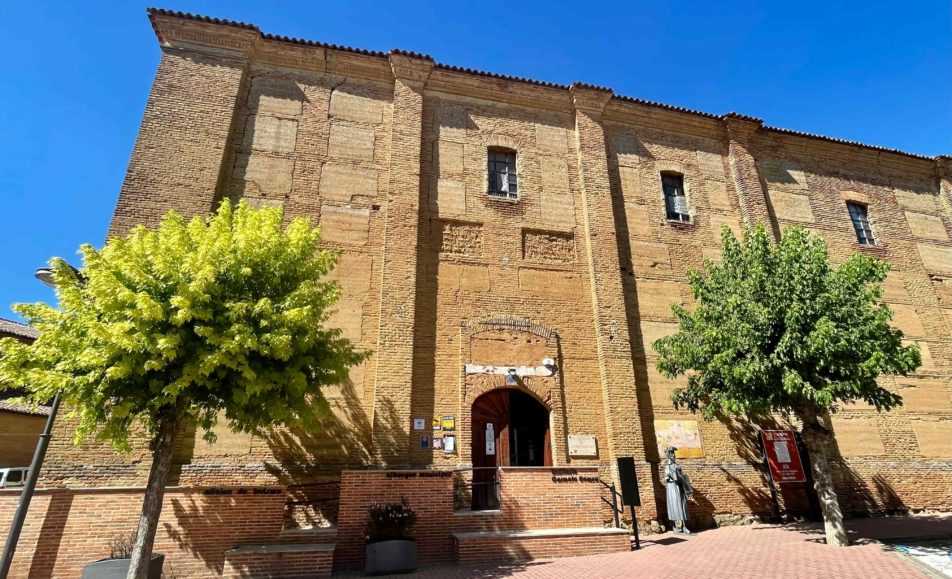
[81,554,164,579]
[364,539,417,575]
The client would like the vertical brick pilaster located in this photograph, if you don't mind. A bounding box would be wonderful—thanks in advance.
[723,113,773,232]
[371,53,434,466]
[570,84,657,514]
[109,15,257,236]
[936,156,952,227]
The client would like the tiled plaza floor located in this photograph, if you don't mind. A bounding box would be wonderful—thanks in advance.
[346,514,952,578]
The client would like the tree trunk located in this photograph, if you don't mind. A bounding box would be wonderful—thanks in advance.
[799,406,849,547]
[127,408,184,579]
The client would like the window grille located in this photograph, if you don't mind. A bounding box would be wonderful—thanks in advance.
[662,174,689,221]
[847,202,875,245]
[488,150,518,200]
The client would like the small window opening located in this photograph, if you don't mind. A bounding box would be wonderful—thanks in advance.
[662,173,689,222]
[847,202,875,245]
[488,149,518,200]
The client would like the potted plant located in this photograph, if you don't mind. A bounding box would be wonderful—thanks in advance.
[364,497,418,574]
[81,531,164,579]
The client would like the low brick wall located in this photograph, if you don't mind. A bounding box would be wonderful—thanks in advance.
[223,545,334,578]
[333,466,616,570]
[0,486,286,578]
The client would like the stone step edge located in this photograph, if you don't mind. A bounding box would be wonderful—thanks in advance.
[226,543,336,554]
[454,527,629,540]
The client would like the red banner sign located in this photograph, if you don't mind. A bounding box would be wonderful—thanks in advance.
[760,430,806,484]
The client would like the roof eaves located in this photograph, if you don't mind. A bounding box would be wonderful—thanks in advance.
[0,318,39,340]
[435,63,569,90]
[145,8,945,163]
[762,125,935,162]
[612,94,720,120]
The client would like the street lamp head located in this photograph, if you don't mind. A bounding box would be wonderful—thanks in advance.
[34,267,56,288]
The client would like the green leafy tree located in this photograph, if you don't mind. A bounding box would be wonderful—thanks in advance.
[0,201,366,578]
[653,225,920,546]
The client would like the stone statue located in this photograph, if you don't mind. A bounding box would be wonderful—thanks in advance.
[664,446,693,534]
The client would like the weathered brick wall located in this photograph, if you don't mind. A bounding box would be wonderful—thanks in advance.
[0,487,286,578]
[0,412,44,468]
[37,10,952,536]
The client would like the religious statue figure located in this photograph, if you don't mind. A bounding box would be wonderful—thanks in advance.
[664,446,693,534]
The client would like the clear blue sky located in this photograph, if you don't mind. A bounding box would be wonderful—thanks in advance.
[1,1,949,322]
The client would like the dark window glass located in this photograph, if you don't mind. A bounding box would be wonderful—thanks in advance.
[488,150,518,200]
[847,202,875,245]
[662,173,689,221]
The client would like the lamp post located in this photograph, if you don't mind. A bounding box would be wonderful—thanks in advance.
[0,265,80,579]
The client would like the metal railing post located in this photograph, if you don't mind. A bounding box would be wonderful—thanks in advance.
[611,483,620,528]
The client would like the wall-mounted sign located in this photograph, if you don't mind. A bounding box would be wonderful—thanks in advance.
[432,437,443,450]
[413,418,425,431]
[654,419,704,458]
[486,423,496,456]
[567,435,598,457]
[441,416,456,431]
[464,364,556,377]
[420,435,430,449]
[443,435,456,453]
[761,430,806,484]
[432,418,441,431]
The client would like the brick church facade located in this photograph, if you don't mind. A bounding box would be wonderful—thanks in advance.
[2,8,951,576]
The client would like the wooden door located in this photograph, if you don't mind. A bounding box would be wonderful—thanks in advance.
[471,389,510,509]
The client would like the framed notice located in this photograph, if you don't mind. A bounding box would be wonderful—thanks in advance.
[420,435,430,449]
[432,437,443,450]
[413,418,425,431]
[441,416,456,431]
[443,435,456,453]
[760,430,806,484]
[654,419,704,459]
[432,418,441,431]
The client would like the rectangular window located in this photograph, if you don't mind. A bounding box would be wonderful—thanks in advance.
[847,202,875,245]
[662,174,689,221]
[488,150,518,200]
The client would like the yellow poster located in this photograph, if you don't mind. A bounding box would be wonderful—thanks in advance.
[441,416,456,431]
[654,419,704,458]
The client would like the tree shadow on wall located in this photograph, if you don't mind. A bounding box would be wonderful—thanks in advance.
[26,492,74,578]
[162,493,282,576]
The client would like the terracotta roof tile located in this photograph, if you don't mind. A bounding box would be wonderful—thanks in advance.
[0,400,50,417]
[0,318,39,340]
[146,7,945,161]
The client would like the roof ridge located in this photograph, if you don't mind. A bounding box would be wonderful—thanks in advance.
[146,7,945,162]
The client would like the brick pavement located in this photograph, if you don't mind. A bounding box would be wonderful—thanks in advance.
[341,516,952,578]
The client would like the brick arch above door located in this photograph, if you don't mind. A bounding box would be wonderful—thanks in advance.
[457,316,568,466]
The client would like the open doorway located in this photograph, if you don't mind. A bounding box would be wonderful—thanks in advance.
[470,388,551,509]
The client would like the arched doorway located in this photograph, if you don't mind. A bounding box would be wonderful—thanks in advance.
[471,388,551,509]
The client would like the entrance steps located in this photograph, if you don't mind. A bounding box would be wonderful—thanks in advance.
[453,527,631,564]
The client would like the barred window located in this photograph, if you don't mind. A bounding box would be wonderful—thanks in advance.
[847,202,875,245]
[662,173,689,221]
[488,149,518,200]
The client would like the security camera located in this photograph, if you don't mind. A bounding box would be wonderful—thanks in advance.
[542,358,555,368]
[507,368,518,377]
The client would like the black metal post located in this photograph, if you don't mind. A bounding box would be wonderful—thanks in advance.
[629,505,640,550]
[611,483,620,529]
[758,431,782,522]
[0,392,60,579]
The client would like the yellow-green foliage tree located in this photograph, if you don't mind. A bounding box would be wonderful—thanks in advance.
[653,225,920,547]
[0,201,366,578]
